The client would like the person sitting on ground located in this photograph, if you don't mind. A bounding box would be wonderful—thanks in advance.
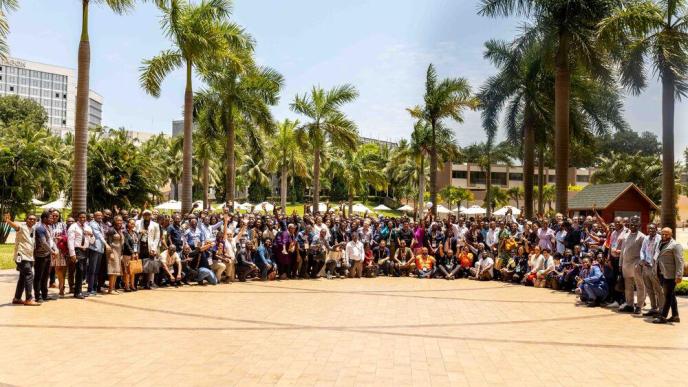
[536,249,555,288]
[363,242,378,278]
[236,240,259,282]
[525,246,544,286]
[183,239,216,285]
[578,257,608,307]
[414,247,436,279]
[159,244,182,287]
[512,246,529,284]
[469,250,494,281]
[374,239,392,276]
[457,245,474,279]
[392,240,414,277]
[437,247,460,280]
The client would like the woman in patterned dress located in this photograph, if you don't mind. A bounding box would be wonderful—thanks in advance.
[106,215,124,294]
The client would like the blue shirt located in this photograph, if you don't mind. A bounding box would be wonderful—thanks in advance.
[88,220,105,253]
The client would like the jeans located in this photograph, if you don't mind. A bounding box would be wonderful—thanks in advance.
[583,283,608,302]
[74,250,89,296]
[438,265,460,279]
[417,267,436,279]
[33,255,51,300]
[197,267,217,285]
[87,250,104,292]
[257,262,275,280]
[659,275,678,318]
[14,260,34,301]
[325,260,349,277]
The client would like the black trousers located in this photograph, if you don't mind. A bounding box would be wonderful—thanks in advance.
[74,249,89,296]
[660,275,678,318]
[14,260,34,301]
[33,255,51,300]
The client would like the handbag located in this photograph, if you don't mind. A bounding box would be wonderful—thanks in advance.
[129,259,143,275]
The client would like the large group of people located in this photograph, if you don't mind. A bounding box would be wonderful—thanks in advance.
[6,202,685,324]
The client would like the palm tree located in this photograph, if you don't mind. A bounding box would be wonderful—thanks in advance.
[599,1,688,231]
[72,0,140,215]
[0,0,17,59]
[193,100,223,209]
[290,85,359,213]
[486,186,509,211]
[479,0,620,214]
[507,186,524,209]
[140,0,251,214]
[197,62,283,207]
[329,143,387,214]
[408,64,478,216]
[265,119,308,209]
[479,35,627,218]
[439,186,474,216]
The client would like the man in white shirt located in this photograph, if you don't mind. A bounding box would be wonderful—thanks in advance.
[639,224,663,316]
[470,251,494,281]
[6,213,40,306]
[346,233,365,278]
[485,221,500,253]
[68,212,94,299]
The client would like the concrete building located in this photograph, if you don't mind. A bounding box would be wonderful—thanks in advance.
[361,136,397,149]
[436,161,596,203]
[0,57,103,135]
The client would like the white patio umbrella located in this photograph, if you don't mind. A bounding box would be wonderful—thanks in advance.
[240,202,254,211]
[373,204,392,211]
[309,202,328,213]
[461,205,487,215]
[40,197,70,210]
[493,206,521,216]
[397,204,414,212]
[351,203,370,213]
[154,200,181,211]
[435,205,452,215]
[31,198,46,206]
[253,202,274,213]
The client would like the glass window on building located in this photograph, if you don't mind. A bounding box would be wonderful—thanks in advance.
[509,173,523,181]
[548,174,556,183]
[452,170,468,179]
[576,174,590,183]
[470,171,487,185]
[491,172,507,186]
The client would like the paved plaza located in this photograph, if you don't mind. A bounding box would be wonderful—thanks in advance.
[1,271,687,387]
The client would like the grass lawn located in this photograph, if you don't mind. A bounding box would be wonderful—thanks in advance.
[0,244,14,270]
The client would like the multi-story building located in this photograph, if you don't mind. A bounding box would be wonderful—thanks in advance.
[0,57,103,135]
[436,161,596,203]
[360,136,397,149]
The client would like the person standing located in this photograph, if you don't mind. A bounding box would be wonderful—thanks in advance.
[68,212,94,299]
[87,211,107,296]
[619,217,645,313]
[607,217,628,308]
[346,233,365,278]
[639,224,663,317]
[652,228,684,324]
[6,213,40,306]
[33,211,54,302]
[105,216,124,294]
[136,210,161,289]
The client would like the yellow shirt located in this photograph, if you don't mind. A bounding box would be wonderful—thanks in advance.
[415,255,435,270]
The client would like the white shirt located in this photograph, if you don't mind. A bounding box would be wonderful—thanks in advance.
[345,240,365,262]
[486,228,499,248]
[67,221,94,257]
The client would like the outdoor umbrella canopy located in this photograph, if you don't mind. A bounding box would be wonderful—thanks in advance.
[253,202,274,213]
[373,204,392,211]
[309,202,328,213]
[31,198,46,206]
[493,206,521,216]
[435,205,452,214]
[461,205,486,215]
[351,203,370,213]
[240,202,254,211]
[154,200,181,211]
[40,197,70,210]
[397,204,414,212]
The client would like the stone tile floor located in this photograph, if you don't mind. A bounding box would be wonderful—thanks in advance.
[0,270,686,386]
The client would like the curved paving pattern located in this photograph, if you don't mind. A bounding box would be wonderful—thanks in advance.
[0,271,687,386]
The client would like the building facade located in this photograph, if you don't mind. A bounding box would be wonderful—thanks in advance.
[0,57,103,135]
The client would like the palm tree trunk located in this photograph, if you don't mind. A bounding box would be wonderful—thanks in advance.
[72,0,90,216]
[486,163,492,217]
[554,32,570,215]
[418,154,425,216]
[181,60,193,214]
[224,107,236,207]
[172,177,178,201]
[280,165,288,210]
[202,157,209,210]
[430,121,438,217]
[537,145,545,215]
[523,110,535,219]
[348,190,353,216]
[661,73,676,231]
[312,144,320,215]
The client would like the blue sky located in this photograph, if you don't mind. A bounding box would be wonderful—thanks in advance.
[7,0,687,153]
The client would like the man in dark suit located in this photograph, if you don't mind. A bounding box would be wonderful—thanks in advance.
[652,228,684,324]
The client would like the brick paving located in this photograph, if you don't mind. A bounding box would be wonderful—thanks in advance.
[1,270,687,386]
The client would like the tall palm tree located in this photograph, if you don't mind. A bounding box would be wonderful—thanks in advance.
[198,62,283,207]
[72,0,139,215]
[265,119,308,209]
[599,0,688,231]
[329,143,387,214]
[0,0,17,59]
[479,0,620,214]
[408,64,478,216]
[479,35,628,219]
[193,97,223,208]
[140,0,250,214]
[507,186,524,209]
[290,85,359,213]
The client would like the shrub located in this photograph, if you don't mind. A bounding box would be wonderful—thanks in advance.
[676,281,688,296]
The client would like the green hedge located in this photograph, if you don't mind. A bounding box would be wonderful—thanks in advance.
[676,281,688,296]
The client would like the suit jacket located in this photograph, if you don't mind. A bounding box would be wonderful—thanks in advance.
[135,220,160,255]
[653,239,684,280]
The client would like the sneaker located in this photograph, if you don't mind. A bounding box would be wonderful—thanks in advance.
[605,301,619,309]
[23,299,41,306]
[668,316,681,323]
